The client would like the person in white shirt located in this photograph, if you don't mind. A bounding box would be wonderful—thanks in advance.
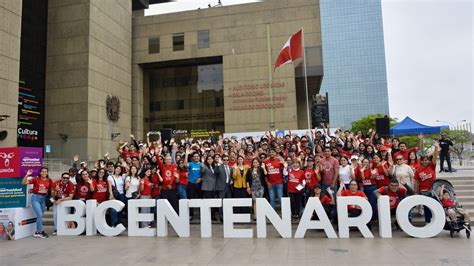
[338,156,354,188]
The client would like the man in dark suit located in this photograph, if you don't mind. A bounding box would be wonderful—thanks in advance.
[214,154,233,221]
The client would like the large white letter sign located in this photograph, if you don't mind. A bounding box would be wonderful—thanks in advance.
[223,198,253,238]
[86,200,97,236]
[156,199,190,237]
[188,199,222,238]
[396,195,444,238]
[377,196,392,238]
[256,198,291,238]
[128,199,156,237]
[337,196,374,238]
[294,197,337,238]
[57,200,86,236]
[94,200,126,237]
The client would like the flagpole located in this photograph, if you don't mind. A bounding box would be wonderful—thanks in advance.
[302,28,311,131]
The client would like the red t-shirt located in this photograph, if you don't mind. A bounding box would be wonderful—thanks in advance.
[265,158,283,185]
[320,156,339,186]
[378,186,407,209]
[360,168,376,186]
[140,177,152,196]
[52,180,74,200]
[76,182,92,200]
[287,169,305,193]
[178,169,188,185]
[408,160,420,173]
[304,168,319,189]
[228,161,237,167]
[373,164,389,188]
[341,189,367,211]
[243,158,253,167]
[122,151,140,158]
[414,163,436,192]
[441,198,455,208]
[92,179,108,203]
[151,173,161,198]
[29,177,52,195]
[319,194,332,205]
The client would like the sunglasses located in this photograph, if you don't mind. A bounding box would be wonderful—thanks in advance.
[62,176,70,179]
[396,158,403,161]
[222,159,229,161]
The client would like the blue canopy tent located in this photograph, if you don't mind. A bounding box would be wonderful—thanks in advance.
[390,117,449,136]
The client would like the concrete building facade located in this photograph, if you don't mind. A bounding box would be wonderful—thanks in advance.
[0,1,22,147]
[1,0,323,160]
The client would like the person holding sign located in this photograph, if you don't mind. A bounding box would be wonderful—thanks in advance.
[22,167,52,239]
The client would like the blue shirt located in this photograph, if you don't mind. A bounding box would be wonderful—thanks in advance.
[188,162,202,184]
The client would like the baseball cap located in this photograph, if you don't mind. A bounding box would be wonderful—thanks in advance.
[350,155,359,161]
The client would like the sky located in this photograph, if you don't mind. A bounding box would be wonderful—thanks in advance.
[146,0,473,130]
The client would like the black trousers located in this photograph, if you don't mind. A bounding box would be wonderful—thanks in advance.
[217,184,232,220]
[289,192,302,217]
[188,183,201,217]
[160,189,179,213]
[440,152,452,171]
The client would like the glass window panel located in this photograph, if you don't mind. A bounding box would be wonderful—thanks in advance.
[148,37,160,54]
[173,33,184,51]
[198,30,210,49]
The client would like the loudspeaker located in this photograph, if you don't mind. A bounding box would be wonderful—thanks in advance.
[375,117,390,136]
[160,128,173,145]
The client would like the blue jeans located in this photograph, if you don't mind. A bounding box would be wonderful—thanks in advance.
[110,193,125,226]
[268,183,283,210]
[363,185,378,221]
[31,193,46,232]
[177,184,188,200]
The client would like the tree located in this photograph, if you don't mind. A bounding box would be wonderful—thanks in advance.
[442,129,472,166]
[350,114,397,136]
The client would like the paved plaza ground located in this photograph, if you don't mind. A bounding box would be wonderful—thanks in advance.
[2,224,473,266]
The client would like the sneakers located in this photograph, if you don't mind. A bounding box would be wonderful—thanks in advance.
[52,230,57,236]
[33,231,49,239]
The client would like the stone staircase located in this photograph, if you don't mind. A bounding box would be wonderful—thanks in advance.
[440,173,474,222]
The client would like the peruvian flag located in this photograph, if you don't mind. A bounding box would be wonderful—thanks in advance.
[274,30,303,70]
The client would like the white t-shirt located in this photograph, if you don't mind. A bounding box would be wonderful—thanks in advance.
[390,164,414,187]
[339,165,352,184]
[125,176,140,198]
[108,175,125,194]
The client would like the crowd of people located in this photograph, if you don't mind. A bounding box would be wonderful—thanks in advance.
[22,127,470,238]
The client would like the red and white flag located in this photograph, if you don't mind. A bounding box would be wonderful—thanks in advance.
[274,30,303,70]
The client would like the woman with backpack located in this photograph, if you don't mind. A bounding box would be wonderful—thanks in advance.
[22,167,52,238]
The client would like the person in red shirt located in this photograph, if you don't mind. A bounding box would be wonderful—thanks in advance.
[156,151,179,212]
[22,167,52,238]
[375,178,407,212]
[150,166,161,199]
[312,184,335,220]
[176,160,189,200]
[264,149,284,210]
[358,158,378,221]
[92,168,109,203]
[372,154,389,188]
[51,172,75,235]
[337,180,368,217]
[407,151,420,173]
[439,185,471,225]
[302,157,320,207]
[140,168,154,228]
[286,160,305,221]
[393,134,423,162]
[75,170,94,201]
[414,142,439,223]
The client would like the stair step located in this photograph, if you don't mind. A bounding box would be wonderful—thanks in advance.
[455,190,474,196]
[440,176,474,181]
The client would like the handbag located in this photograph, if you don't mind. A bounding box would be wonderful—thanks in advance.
[111,176,121,199]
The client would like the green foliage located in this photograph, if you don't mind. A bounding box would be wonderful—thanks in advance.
[350,114,397,135]
[441,129,472,164]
